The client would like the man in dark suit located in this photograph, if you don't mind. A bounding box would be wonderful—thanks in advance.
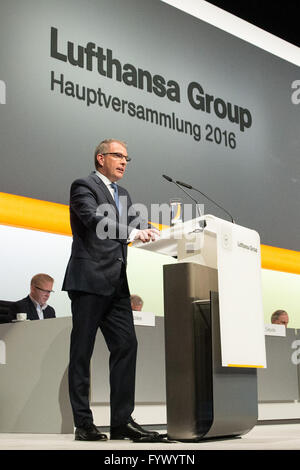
[62,139,159,442]
[10,273,56,321]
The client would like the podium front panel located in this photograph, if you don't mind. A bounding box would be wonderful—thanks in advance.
[163,262,258,441]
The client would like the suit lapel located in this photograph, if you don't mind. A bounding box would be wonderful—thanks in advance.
[43,307,51,319]
[26,296,39,320]
[89,172,120,217]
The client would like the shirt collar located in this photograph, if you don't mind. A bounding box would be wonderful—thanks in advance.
[95,170,114,187]
[29,295,47,310]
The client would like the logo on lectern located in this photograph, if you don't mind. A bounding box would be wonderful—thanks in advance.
[237,241,258,253]
[0,80,6,104]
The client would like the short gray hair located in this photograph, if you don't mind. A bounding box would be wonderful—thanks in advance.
[130,295,144,308]
[271,309,288,322]
[31,273,54,286]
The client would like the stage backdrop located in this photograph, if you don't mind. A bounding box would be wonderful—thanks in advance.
[0,0,299,252]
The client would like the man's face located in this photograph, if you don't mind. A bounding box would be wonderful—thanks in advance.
[131,303,142,312]
[273,313,289,327]
[97,141,128,182]
[30,280,53,305]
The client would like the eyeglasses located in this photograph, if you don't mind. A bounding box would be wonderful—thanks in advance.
[34,285,54,294]
[102,152,131,162]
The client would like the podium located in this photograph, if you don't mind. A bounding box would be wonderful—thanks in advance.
[132,215,266,441]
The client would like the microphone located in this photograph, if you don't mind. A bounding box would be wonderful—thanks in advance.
[162,174,205,224]
[176,179,235,224]
[162,174,172,183]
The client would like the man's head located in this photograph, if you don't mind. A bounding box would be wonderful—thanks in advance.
[30,273,54,306]
[130,295,144,312]
[271,309,289,327]
[94,139,130,182]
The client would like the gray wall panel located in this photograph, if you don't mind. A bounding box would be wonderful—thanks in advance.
[257,329,300,402]
[91,317,166,403]
[0,0,299,250]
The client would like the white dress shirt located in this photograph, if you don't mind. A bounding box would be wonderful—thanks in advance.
[95,170,138,241]
[29,295,47,320]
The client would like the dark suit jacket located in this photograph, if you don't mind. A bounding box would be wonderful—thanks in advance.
[10,295,56,321]
[0,300,14,323]
[62,171,147,296]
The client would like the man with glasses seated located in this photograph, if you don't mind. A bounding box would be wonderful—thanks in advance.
[10,273,56,321]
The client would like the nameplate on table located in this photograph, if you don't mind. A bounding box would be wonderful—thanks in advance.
[264,324,286,337]
[133,311,155,327]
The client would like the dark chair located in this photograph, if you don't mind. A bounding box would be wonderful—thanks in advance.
[0,300,14,323]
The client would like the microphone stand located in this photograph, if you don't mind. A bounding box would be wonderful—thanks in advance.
[176,180,235,224]
[162,175,206,230]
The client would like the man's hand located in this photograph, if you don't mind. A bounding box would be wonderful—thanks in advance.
[134,228,160,243]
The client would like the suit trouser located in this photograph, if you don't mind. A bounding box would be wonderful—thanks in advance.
[68,278,137,428]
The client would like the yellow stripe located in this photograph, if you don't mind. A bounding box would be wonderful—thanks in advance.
[0,192,299,274]
[0,192,71,236]
[260,244,300,275]
[227,364,264,368]
[149,221,169,230]
[174,204,181,221]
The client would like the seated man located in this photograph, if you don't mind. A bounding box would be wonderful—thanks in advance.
[271,309,289,327]
[130,294,144,312]
[10,273,56,320]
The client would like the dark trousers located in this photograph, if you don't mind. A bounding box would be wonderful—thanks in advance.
[68,278,137,428]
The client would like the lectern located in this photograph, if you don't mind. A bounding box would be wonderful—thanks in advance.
[132,215,266,441]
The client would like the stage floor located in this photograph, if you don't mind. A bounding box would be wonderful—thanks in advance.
[0,424,300,451]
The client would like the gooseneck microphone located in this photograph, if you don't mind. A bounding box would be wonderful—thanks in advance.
[176,179,235,224]
[162,174,204,220]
